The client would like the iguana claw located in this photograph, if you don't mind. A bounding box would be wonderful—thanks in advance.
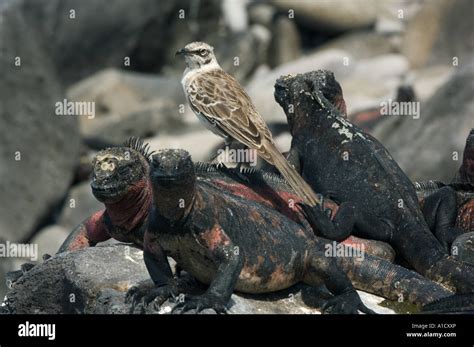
[126,280,177,313]
[171,294,228,314]
[322,289,376,314]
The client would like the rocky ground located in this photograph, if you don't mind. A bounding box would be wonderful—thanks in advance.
[2,244,397,314]
[0,0,472,312]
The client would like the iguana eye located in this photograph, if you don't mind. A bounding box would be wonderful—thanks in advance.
[199,49,208,56]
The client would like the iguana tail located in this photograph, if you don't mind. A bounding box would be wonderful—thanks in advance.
[337,253,453,305]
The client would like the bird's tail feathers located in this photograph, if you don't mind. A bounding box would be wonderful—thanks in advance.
[265,144,320,206]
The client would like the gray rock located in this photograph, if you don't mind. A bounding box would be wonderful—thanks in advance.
[372,65,474,182]
[67,69,186,143]
[247,51,408,123]
[429,0,474,66]
[207,25,271,83]
[30,225,69,261]
[342,54,409,113]
[271,0,377,32]
[452,232,474,265]
[3,244,395,314]
[268,16,302,68]
[411,65,454,102]
[4,244,148,313]
[401,0,454,68]
[19,0,180,84]
[0,1,81,243]
[57,182,102,231]
[246,49,355,123]
[312,31,396,60]
[248,3,277,28]
[374,0,423,34]
[221,0,248,32]
[145,130,223,163]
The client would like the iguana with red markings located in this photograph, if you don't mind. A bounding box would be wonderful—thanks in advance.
[126,149,455,314]
[24,139,447,310]
[58,137,154,252]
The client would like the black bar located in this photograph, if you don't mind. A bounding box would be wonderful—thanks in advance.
[0,314,472,346]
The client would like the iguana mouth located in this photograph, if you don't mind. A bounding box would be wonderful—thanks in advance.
[90,180,127,202]
[149,149,195,182]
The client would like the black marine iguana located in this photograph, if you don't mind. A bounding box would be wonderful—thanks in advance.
[126,149,454,314]
[416,129,474,252]
[273,70,474,293]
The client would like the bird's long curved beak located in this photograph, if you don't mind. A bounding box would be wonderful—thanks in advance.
[175,48,188,56]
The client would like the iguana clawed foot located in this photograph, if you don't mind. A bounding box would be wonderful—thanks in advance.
[126,280,178,313]
[297,198,354,241]
[171,293,228,314]
[322,289,375,314]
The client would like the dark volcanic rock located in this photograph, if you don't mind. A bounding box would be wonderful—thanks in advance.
[0,1,81,242]
[452,232,474,265]
[4,245,148,314]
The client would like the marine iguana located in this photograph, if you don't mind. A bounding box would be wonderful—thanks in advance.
[415,129,474,252]
[6,138,155,287]
[58,139,384,254]
[51,141,452,308]
[273,70,474,293]
[126,149,454,313]
[59,137,357,255]
[58,137,155,252]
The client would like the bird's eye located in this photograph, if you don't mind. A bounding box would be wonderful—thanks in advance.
[200,49,208,56]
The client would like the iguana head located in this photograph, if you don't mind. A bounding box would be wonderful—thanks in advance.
[458,129,474,184]
[91,137,153,203]
[149,149,196,223]
[274,70,346,132]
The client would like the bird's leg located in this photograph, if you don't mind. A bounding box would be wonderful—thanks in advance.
[209,137,234,166]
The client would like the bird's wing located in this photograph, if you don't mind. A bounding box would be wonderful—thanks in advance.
[187,69,274,161]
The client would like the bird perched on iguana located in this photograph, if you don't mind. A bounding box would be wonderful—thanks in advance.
[176,41,323,211]
[127,149,456,314]
[44,139,452,310]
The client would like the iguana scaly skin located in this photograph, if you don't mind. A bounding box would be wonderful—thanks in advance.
[59,139,360,253]
[127,149,453,314]
[52,141,452,307]
[273,70,474,293]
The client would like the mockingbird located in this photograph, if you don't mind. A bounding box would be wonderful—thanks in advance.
[177,41,320,207]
